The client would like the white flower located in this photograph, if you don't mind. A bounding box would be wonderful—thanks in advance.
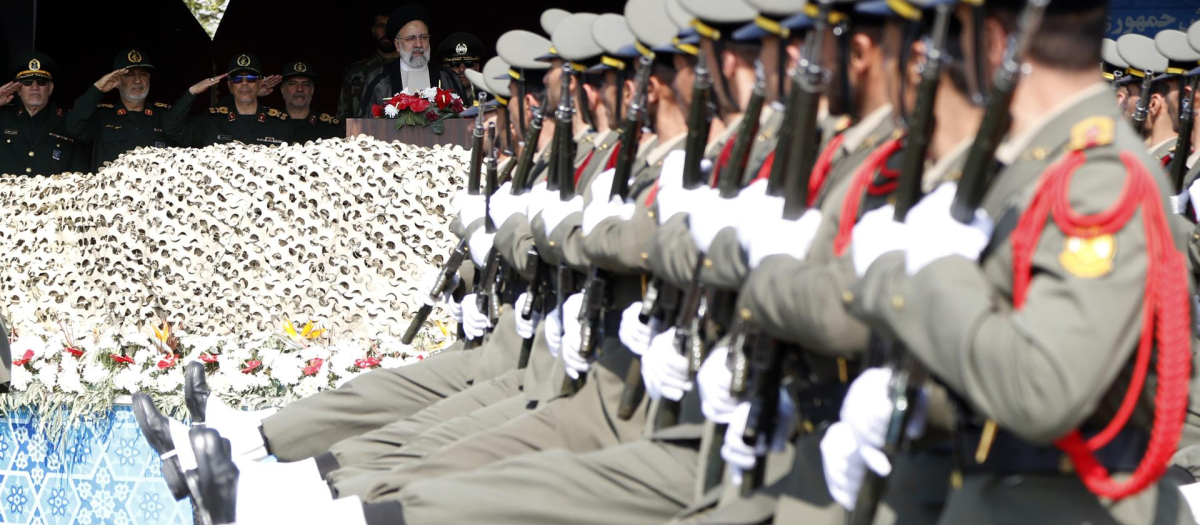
[294,376,323,398]
[82,362,109,385]
[11,366,30,391]
[155,369,184,393]
[9,336,46,363]
[113,368,141,394]
[420,87,438,101]
[384,104,400,118]
[38,367,58,389]
[380,356,406,369]
[269,353,303,386]
[58,368,84,394]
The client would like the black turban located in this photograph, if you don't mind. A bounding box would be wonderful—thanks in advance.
[386,4,432,40]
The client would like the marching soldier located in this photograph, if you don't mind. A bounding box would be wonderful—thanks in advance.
[0,52,87,176]
[1118,33,1175,158]
[280,61,345,143]
[163,53,291,147]
[64,49,175,171]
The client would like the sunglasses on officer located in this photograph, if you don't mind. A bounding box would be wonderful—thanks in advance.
[19,79,49,87]
[231,75,261,84]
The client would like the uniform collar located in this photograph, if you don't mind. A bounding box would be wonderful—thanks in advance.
[923,138,972,192]
[841,104,894,154]
[996,83,1110,166]
[648,132,688,165]
[1147,136,1177,156]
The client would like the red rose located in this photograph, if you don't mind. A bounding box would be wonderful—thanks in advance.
[13,350,33,366]
[371,104,384,118]
[157,353,178,369]
[409,98,430,113]
[110,354,135,365]
[200,353,219,364]
[435,89,453,110]
[425,110,439,122]
[242,360,262,374]
[302,357,324,376]
[451,98,464,113]
[64,347,84,358]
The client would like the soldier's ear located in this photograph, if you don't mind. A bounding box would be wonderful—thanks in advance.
[646,76,663,105]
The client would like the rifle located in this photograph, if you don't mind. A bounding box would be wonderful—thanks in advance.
[480,124,504,328]
[780,0,837,217]
[550,64,586,394]
[400,98,489,344]
[575,57,653,404]
[1132,69,1155,136]
[1171,77,1196,195]
[464,124,501,349]
[848,4,954,522]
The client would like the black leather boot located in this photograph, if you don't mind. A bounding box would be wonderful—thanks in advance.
[191,427,239,525]
[132,393,190,500]
[185,361,211,426]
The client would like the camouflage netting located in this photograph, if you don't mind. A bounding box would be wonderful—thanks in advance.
[0,136,466,340]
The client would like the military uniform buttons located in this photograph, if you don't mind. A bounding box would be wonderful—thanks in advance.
[640,252,649,260]
[1032,147,1047,160]
[549,241,557,247]
[647,211,655,219]
[740,308,752,321]
[28,151,34,157]
[25,168,32,174]
[842,290,854,305]
[704,258,714,268]
[892,295,904,310]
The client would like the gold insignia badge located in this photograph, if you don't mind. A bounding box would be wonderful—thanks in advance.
[320,113,331,122]
[456,42,468,55]
[128,50,142,63]
[28,59,40,71]
[294,62,308,73]
[237,55,251,67]
[1067,117,1115,152]
[1059,234,1116,278]
[268,108,279,116]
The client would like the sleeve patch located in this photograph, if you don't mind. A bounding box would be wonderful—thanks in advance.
[1059,234,1115,278]
[1067,117,1115,152]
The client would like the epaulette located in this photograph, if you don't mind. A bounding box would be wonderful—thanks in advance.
[97,103,114,109]
[319,113,333,123]
[267,108,280,117]
[1066,116,1115,152]
[154,102,171,109]
[834,115,853,133]
[210,106,230,115]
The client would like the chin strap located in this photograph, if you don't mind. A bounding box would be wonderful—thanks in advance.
[1011,150,1191,501]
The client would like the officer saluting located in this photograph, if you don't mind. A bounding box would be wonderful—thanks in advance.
[64,49,175,171]
[163,53,291,147]
[280,61,344,143]
[0,52,86,176]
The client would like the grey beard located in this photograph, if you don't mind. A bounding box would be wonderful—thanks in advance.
[120,88,148,104]
[400,49,428,69]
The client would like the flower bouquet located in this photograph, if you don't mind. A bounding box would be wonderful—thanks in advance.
[371,87,465,135]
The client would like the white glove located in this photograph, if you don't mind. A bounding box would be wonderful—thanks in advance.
[642,328,693,401]
[734,180,785,248]
[454,192,486,228]
[721,392,797,486]
[851,205,909,278]
[617,302,654,356]
[1188,177,1200,222]
[698,346,738,423]
[655,150,715,225]
[542,195,584,237]
[416,270,458,306]
[583,195,636,236]
[821,421,868,511]
[839,367,928,477]
[445,297,463,323]
[487,182,525,227]
[467,231,495,268]
[688,192,736,254]
[560,293,588,379]
[513,292,541,339]
[1172,191,1189,215]
[526,182,553,224]
[544,306,563,358]
[460,293,493,340]
[903,183,993,276]
[743,208,824,269]
[656,150,687,194]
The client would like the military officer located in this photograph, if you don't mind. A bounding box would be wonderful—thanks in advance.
[64,49,174,171]
[163,53,291,147]
[0,52,87,176]
[339,3,403,119]
[356,4,468,117]
[280,61,344,143]
[436,32,485,105]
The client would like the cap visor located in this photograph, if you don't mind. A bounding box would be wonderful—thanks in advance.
[733,23,770,42]
[781,13,814,31]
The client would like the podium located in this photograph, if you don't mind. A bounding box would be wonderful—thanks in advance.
[345,118,475,149]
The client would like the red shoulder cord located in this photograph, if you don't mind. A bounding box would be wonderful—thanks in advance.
[807,133,847,208]
[1010,150,1191,501]
[710,138,737,188]
[754,150,776,182]
[605,140,622,172]
[832,138,904,257]
[575,148,596,185]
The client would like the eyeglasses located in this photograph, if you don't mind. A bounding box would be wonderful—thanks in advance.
[231,75,260,84]
[19,79,49,87]
[400,34,431,44]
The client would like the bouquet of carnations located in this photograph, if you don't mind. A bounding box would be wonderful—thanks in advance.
[372,87,465,134]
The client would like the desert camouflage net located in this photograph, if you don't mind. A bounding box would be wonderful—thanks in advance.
[0,136,466,341]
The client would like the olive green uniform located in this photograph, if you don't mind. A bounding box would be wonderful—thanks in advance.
[288,111,345,143]
[64,86,174,171]
[0,102,87,176]
[162,92,291,147]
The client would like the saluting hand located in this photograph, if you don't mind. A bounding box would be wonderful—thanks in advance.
[0,82,17,106]
[94,68,129,93]
[189,74,228,95]
[257,75,282,97]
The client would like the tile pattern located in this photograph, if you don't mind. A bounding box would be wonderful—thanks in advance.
[0,405,192,524]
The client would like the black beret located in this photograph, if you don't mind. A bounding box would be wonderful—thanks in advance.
[386,4,432,40]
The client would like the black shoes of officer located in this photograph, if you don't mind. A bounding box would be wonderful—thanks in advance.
[132,393,190,500]
[191,427,239,525]
[186,361,211,425]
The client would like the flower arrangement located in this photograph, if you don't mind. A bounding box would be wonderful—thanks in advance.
[1,316,451,435]
[371,87,465,135]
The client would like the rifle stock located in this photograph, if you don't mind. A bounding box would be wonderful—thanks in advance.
[401,237,469,344]
[1171,79,1195,195]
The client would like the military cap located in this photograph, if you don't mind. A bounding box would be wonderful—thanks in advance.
[732,0,809,42]
[227,53,263,76]
[1117,34,1168,79]
[680,0,758,41]
[588,14,638,73]
[542,9,572,37]
[496,30,553,81]
[113,49,154,71]
[482,57,514,103]
[11,52,56,82]
[1154,29,1200,79]
[438,32,485,64]
[1100,38,1128,81]
[618,0,688,58]
[551,13,603,70]
[663,0,703,54]
[538,12,597,62]
[386,3,432,40]
[1189,20,1200,54]
[282,61,317,80]
[459,99,499,118]
[464,68,490,94]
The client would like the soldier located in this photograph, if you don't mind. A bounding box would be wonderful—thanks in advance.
[64,49,174,171]
[842,0,1198,524]
[338,2,403,120]
[356,4,467,117]
[0,52,87,176]
[280,61,344,143]
[1118,33,1174,155]
[1152,29,1200,168]
[1101,38,1130,106]
[163,53,291,147]
[436,32,485,105]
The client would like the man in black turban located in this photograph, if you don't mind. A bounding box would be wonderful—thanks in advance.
[356,3,467,117]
